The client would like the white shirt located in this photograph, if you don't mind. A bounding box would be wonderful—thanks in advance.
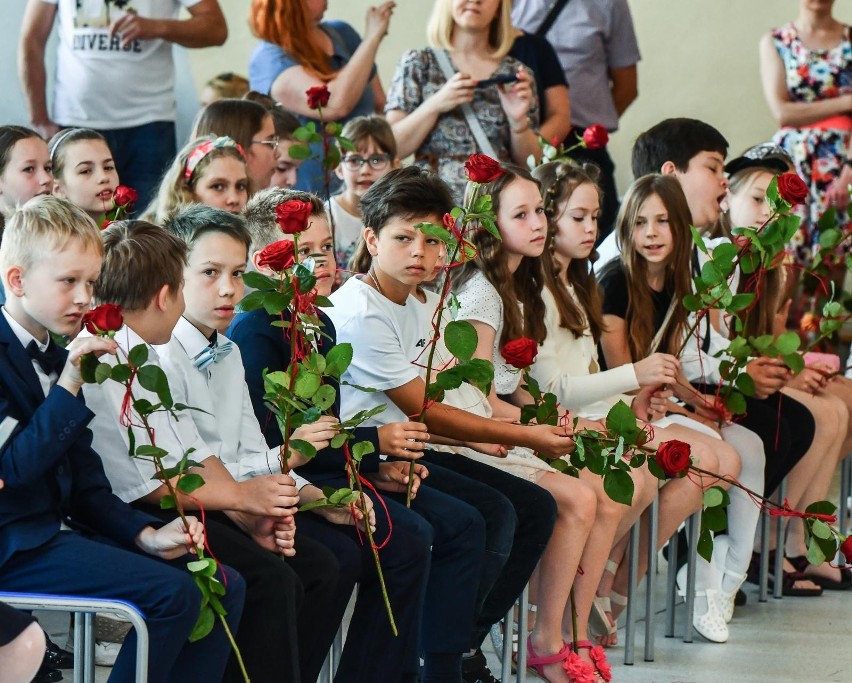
[531,286,639,418]
[81,324,212,503]
[156,317,310,489]
[1,308,56,397]
[326,277,424,427]
[47,0,201,128]
[325,197,365,278]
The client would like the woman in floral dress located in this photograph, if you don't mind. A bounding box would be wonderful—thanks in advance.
[760,0,852,261]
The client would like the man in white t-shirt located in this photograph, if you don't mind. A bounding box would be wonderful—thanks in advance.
[19,0,227,209]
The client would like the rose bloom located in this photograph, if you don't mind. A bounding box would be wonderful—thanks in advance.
[464,154,505,184]
[776,172,809,206]
[257,239,296,272]
[582,124,609,150]
[840,535,852,565]
[656,440,692,478]
[275,200,313,235]
[501,337,538,369]
[82,303,124,335]
[306,85,331,109]
[112,185,139,207]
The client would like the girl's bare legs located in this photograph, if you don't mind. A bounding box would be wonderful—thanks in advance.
[0,621,45,683]
[780,387,848,581]
[529,472,597,682]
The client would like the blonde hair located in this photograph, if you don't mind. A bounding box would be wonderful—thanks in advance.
[427,0,514,59]
[1,195,103,272]
[142,136,248,224]
[241,187,326,254]
[204,73,250,101]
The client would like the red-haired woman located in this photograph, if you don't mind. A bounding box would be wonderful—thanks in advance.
[248,0,395,192]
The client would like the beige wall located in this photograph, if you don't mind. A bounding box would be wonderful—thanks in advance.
[191,1,844,191]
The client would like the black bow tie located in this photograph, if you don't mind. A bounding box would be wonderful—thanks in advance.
[27,339,65,376]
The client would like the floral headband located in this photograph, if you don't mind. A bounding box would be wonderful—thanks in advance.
[184,136,246,182]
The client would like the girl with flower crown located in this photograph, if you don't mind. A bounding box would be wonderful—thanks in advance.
[142,135,250,224]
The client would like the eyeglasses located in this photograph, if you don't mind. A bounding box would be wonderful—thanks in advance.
[251,136,280,149]
[341,154,391,171]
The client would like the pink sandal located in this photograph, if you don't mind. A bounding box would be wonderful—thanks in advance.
[572,640,612,683]
[525,637,572,681]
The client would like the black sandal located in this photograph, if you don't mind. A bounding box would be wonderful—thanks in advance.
[746,551,824,597]
[787,555,852,591]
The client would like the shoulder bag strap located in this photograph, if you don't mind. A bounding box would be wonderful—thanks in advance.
[535,0,571,37]
[433,49,499,158]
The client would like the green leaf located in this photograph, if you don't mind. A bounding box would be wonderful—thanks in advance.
[289,439,317,460]
[94,362,112,384]
[330,432,347,449]
[690,225,708,254]
[774,331,800,356]
[703,506,728,532]
[697,528,714,563]
[80,353,99,384]
[293,371,321,398]
[782,353,804,374]
[602,468,634,506]
[188,606,215,642]
[263,290,294,316]
[812,519,832,540]
[806,537,826,567]
[352,440,375,462]
[241,271,279,291]
[728,293,755,312]
[235,289,270,314]
[111,363,133,383]
[700,260,723,286]
[159,495,176,510]
[311,384,336,410]
[325,343,353,378]
[605,400,639,444]
[724,390,747,415]
[739,251,761,275]
[444,320,478,361]
[703,486,724,508]
[176,473,205,494]
[128,344,149,368]
[805,500,837,516]
[135,444,169,459]
[682,293,701,312]
[137,364,173,409]
[734,372,756,396]
[479,215,501,241]
[416,222,452,242]
[765,175,781,211]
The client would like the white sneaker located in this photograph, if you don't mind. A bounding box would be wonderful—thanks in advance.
[95,640,122,667]
[676,564,729,643]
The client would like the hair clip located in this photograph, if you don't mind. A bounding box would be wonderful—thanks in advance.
[184,136,246,182]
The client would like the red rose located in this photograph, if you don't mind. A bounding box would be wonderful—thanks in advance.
[101,219,112,230]
[112,185,138,208]
[655,440,692,478]
[840,536,852,565]
[582,124,609,150]
[776,172,809,207]
[306,85,331,110]
[464,154,505,184]
[275,200,313,235]
[82,303,123,335]
[501,337,538,369]
[257,239,296,272]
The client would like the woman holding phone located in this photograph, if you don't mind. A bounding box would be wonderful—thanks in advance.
[385,0,542,200]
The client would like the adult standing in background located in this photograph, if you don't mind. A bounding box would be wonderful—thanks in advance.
[249,0,395,194]
[18,0,228,211]
[760,0,852,261]
[512,0,640,241]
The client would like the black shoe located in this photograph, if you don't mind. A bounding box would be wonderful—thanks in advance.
[734,588,747,607]
[462,649,500,683]
[33,664,63,682]
[44,635,74,669]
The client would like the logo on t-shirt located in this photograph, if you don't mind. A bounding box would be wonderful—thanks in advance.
[73,0,143,52]
[415,339,427,348]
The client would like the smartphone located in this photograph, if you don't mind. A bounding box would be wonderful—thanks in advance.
[475,74,518,88]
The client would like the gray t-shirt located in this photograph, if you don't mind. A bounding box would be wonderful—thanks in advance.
[511,0,640,131]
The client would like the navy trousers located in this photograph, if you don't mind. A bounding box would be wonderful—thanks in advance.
[0,530,245,683]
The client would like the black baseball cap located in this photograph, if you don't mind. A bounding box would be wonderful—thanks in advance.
[724,143,793,176]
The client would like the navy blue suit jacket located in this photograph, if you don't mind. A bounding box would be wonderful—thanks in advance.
[0,314,158,568]
[227,307,381,485]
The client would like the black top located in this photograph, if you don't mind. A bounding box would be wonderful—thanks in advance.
[597,260,674,368]
[509,31,568,123]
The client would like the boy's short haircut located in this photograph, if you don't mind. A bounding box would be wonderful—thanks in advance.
[360,166,454,233]
[631,118,729,178]
[340,115,398,159]
[0,195,103,272]
[95,220,187,311]
[241,188,326,253]
[163,204,252,259]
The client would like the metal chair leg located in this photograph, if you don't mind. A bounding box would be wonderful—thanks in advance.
[683,511,700,643]
[516,586,529,683]
[759,505,770,602]
[664,524,678,638]
[623,519,640,665]
[644,494,659,661]
[773,479,788,600]
[501,610,513,683]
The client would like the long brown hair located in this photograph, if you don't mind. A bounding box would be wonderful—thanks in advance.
[250,0,335,81]
[451,164,547,346]
[605,174,693,359]
[534,161,606,343]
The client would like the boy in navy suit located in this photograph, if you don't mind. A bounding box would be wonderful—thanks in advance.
[0,195,245,683]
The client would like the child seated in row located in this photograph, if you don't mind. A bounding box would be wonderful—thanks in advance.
[227,187,489,683]
[0,195,244,682]
[78,218,337,683]
[160,203,430,683]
